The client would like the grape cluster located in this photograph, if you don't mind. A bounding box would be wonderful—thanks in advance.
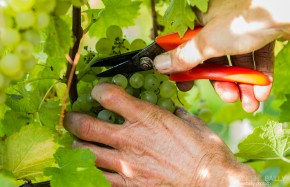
[96,25,147,57]
[73,25,177,123]
[0,0,56,104]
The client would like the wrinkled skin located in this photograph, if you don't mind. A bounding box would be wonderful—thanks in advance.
[154,0,290,112]
[64,83,263,187]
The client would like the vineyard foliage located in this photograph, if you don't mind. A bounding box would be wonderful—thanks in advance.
[0,0,290,186]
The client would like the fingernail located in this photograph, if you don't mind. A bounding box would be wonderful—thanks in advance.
[154,53,172,71]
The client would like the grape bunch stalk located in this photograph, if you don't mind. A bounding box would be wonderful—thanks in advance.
[0,0,57,104]
[73,25,179,124]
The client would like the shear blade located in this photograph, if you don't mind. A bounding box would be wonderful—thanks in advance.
[91,50,141,67]
[96,60,139,77]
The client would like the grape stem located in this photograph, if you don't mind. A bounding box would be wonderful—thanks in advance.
[150,0,158,39]
[66,6,83,104]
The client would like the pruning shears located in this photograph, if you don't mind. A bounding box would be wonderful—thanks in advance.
[91,27,270,85]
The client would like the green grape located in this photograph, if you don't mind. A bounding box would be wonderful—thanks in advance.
[7,0,35,12]
[97,109,115,123]
[15,41,34,60]
[2,14,14,28]
[113,39,130,54]
[155,73,169,82]
[120,39,131,54]
[157,98,175,113]
[54,0,71,15]
[97,77,112,84]
[0,92,6,105]
[0,28,20,47]
[35,12,50,30]
[23,29,41,47]
[125,85,134,95]
[143,73,160,90]
[197,108,212,123]
[140,90,158,104]
[95,38,113,54]
[81,73,97,82]
[129,72,144,88]
[130,39,147,51]
[112,74,128,88]
[115,114,125,124]
[0,74,8,89]
[159,80,177,98]
[73,94,93,112]
[106,25,123,40]
[0,53,22,79]
[15,10,35,29]
[23,57,36,71]
[34,0,56,12]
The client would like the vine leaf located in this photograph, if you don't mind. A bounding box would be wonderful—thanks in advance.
[3,124,57,180]
[187,0,209,13]
[44,148,110,187]
[0,171,18,187]
[236,121,290,162]
[273,42,290,99]
[280,94,290,122]
[88,0,141,37]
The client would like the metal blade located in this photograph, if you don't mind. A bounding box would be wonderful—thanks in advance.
[91,50,141,67]
[96,60,140,77]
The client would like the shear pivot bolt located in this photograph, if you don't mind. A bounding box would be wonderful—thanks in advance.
[140,57,153,70]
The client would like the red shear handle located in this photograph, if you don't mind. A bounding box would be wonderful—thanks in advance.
[169,64,271,85]
[155,27,202,51]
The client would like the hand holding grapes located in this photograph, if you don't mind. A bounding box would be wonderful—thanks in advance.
[64,83,263,186]
[154,0,290,113]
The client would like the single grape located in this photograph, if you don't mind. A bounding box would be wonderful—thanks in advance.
[197,108,212,123]
[112,74,128,88]
[35,12,50,30]
[54,0,72,15]
[140,90,158,104]
[106,25,123,40]
[0,53,22,79]
[74,94,93,112]
[97,109,116,123]
[0,92,7,105]
[15,10,35,29]
[15,41,34,60]
[2,14,14,28]
[7,0,35,11]
[125,85,134,95]
[80,72,97,82]
[129,72,144,88]
[34,0,56,13]
[0,28,20,47]
[143,73,160,90]
[97,77,112,84]
[23,57,36,71]
[95,38,113,54]
[159,80,177,98]
[155,73,169,82]
[157,98,175,113]
[130,39,147,51]
[115,114,125,124]
[23,29,41,47]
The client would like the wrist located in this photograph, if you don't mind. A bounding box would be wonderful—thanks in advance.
[192,153,265,187]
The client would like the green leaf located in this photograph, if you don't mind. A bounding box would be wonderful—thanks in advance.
[236,121,290,162]
[88,0,141,37]
[212,102,253,125]
[45,148,110,187]
[280,94,290,122]
[2,110,34,136]
[39,99,61,130]
[163,0,196,37]
[187,0,209,12]
[3,124,57,180]
[273,42,290,99]
[0,171,18,187]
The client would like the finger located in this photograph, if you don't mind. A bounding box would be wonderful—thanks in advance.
[174,106,205,128]
[230,53,260,112]
[103,171,126,187]
[73,140,122,173]
[64,112,122,148]
[253,42,275,101]
[176,81,194,92]
[91,83,157,123]
[239,84,260,113]
[204,56,240,102]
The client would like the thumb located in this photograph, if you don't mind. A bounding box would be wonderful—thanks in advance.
[153,33,209,74]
